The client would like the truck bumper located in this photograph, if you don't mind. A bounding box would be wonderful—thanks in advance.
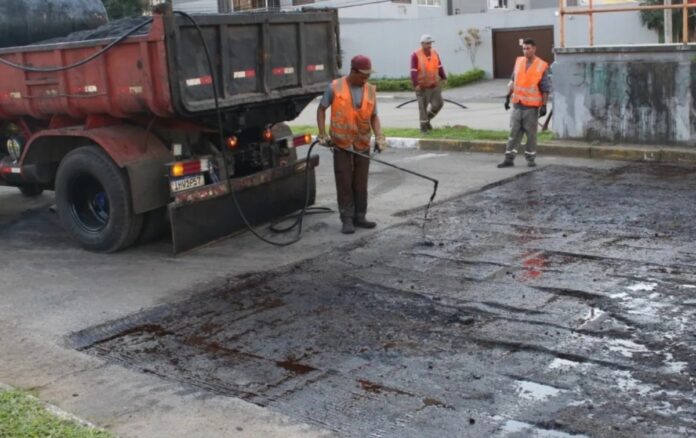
[169,155,318,254]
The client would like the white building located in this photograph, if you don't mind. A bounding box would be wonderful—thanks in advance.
[170,0,656,78]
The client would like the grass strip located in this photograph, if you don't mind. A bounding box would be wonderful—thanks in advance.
[0,389,112,438]
[290,124,553,142]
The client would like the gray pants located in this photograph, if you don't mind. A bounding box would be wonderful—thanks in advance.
[416,85,443,129]
[504,106,539,162]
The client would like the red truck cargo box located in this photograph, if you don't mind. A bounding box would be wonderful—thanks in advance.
[0,10,340,126]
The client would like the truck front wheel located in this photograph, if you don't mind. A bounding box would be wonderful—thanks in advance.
[55,146,142,252]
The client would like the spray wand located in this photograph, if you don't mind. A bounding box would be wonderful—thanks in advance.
[335,144,439,245]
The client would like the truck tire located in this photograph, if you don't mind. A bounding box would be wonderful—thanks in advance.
[55,146,142,252]
[18,184,43,197]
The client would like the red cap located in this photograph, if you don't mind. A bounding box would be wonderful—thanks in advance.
[350,55,373,74]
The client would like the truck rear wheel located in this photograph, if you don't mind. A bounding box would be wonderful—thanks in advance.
[55,146,142,252]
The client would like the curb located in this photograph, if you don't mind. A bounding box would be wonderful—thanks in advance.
[416,139,696,164]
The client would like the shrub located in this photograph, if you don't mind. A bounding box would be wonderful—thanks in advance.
[446,69,485,88]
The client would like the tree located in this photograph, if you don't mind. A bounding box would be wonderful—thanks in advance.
[640,0,695,42]
[457,28,482,69]
[102,0,150,19]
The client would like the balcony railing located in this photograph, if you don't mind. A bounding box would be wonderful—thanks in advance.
[559,0,696,47]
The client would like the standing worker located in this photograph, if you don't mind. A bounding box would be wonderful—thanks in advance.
[498,38,550,168]
[411,34,447,134]
[317,55,388,235]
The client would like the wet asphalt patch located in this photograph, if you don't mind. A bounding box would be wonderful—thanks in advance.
[70,164,696,437]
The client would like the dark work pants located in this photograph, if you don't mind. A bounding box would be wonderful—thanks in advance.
[504,106,538,162]
[333,147,370,221]
[416,85,444,129]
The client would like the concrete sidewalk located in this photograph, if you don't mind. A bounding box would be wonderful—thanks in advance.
[290,79,512,132]
[294,78,696,166]
[377,78,509,103]
[418,138,696,165]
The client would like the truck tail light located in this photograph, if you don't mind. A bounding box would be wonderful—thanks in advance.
[262,128,273,142]
[226,136,238,149]
[170,159,209,177]
[292,133,313,147]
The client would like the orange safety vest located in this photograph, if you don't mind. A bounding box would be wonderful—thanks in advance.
[416,48,441,88]
[329,77,376,151]
[511,56,548,107]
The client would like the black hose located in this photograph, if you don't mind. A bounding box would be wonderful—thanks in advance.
[0,18,154,73]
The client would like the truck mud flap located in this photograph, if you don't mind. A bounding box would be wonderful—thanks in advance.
[169,159,317,254]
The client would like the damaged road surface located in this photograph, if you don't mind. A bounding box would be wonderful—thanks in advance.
[70,164,696,437]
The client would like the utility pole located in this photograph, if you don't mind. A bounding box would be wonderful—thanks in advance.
[664,0,673,43]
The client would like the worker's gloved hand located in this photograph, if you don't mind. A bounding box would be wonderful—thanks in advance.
[317,134,330,146]
[375,134,388,153]
[538,105,547,117]
[504,94,511,111]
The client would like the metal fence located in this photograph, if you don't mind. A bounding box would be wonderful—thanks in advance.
[559,0,696,46]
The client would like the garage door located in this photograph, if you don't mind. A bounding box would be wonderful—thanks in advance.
[493,27,554,79]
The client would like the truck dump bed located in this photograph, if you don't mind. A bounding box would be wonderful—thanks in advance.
[0,10,340,127]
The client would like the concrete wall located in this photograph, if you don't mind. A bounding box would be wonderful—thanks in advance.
[452,0,486,14]
[336,2,446,21]
[340,7,658,78]
[529,0,557,8]
[553,46,696,145]
[172,0,219,13]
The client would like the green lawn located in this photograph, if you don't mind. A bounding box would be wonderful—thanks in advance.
[290,124,553,142]
[0,390,112,438]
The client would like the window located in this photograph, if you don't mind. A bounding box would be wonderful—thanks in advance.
[516,4,524,9]
[233,0,280,11]
[489,0,508,8]
[293,0,314,5]
[417,0,440,6]
[392,0,411,4]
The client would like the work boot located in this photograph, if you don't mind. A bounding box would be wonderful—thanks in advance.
[425,121,433,131]
[341,219,355,234]
[420,123,429,135]
[354,215,377,229]
[527,160,537,167]
[497,158,514,168]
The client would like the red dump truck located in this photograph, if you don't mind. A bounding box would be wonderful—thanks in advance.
[0,7,340,253]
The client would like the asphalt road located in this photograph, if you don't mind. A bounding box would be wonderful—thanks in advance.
[2,149,694,437]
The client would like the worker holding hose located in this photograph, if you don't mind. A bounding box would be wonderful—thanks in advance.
[316,55,388,235]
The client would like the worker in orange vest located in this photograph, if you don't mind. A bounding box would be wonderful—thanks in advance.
[411,34,447,134]
[317,55,388,234]
[498,38,550,168]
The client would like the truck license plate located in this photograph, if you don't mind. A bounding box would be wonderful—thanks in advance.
[170,174,204,193]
